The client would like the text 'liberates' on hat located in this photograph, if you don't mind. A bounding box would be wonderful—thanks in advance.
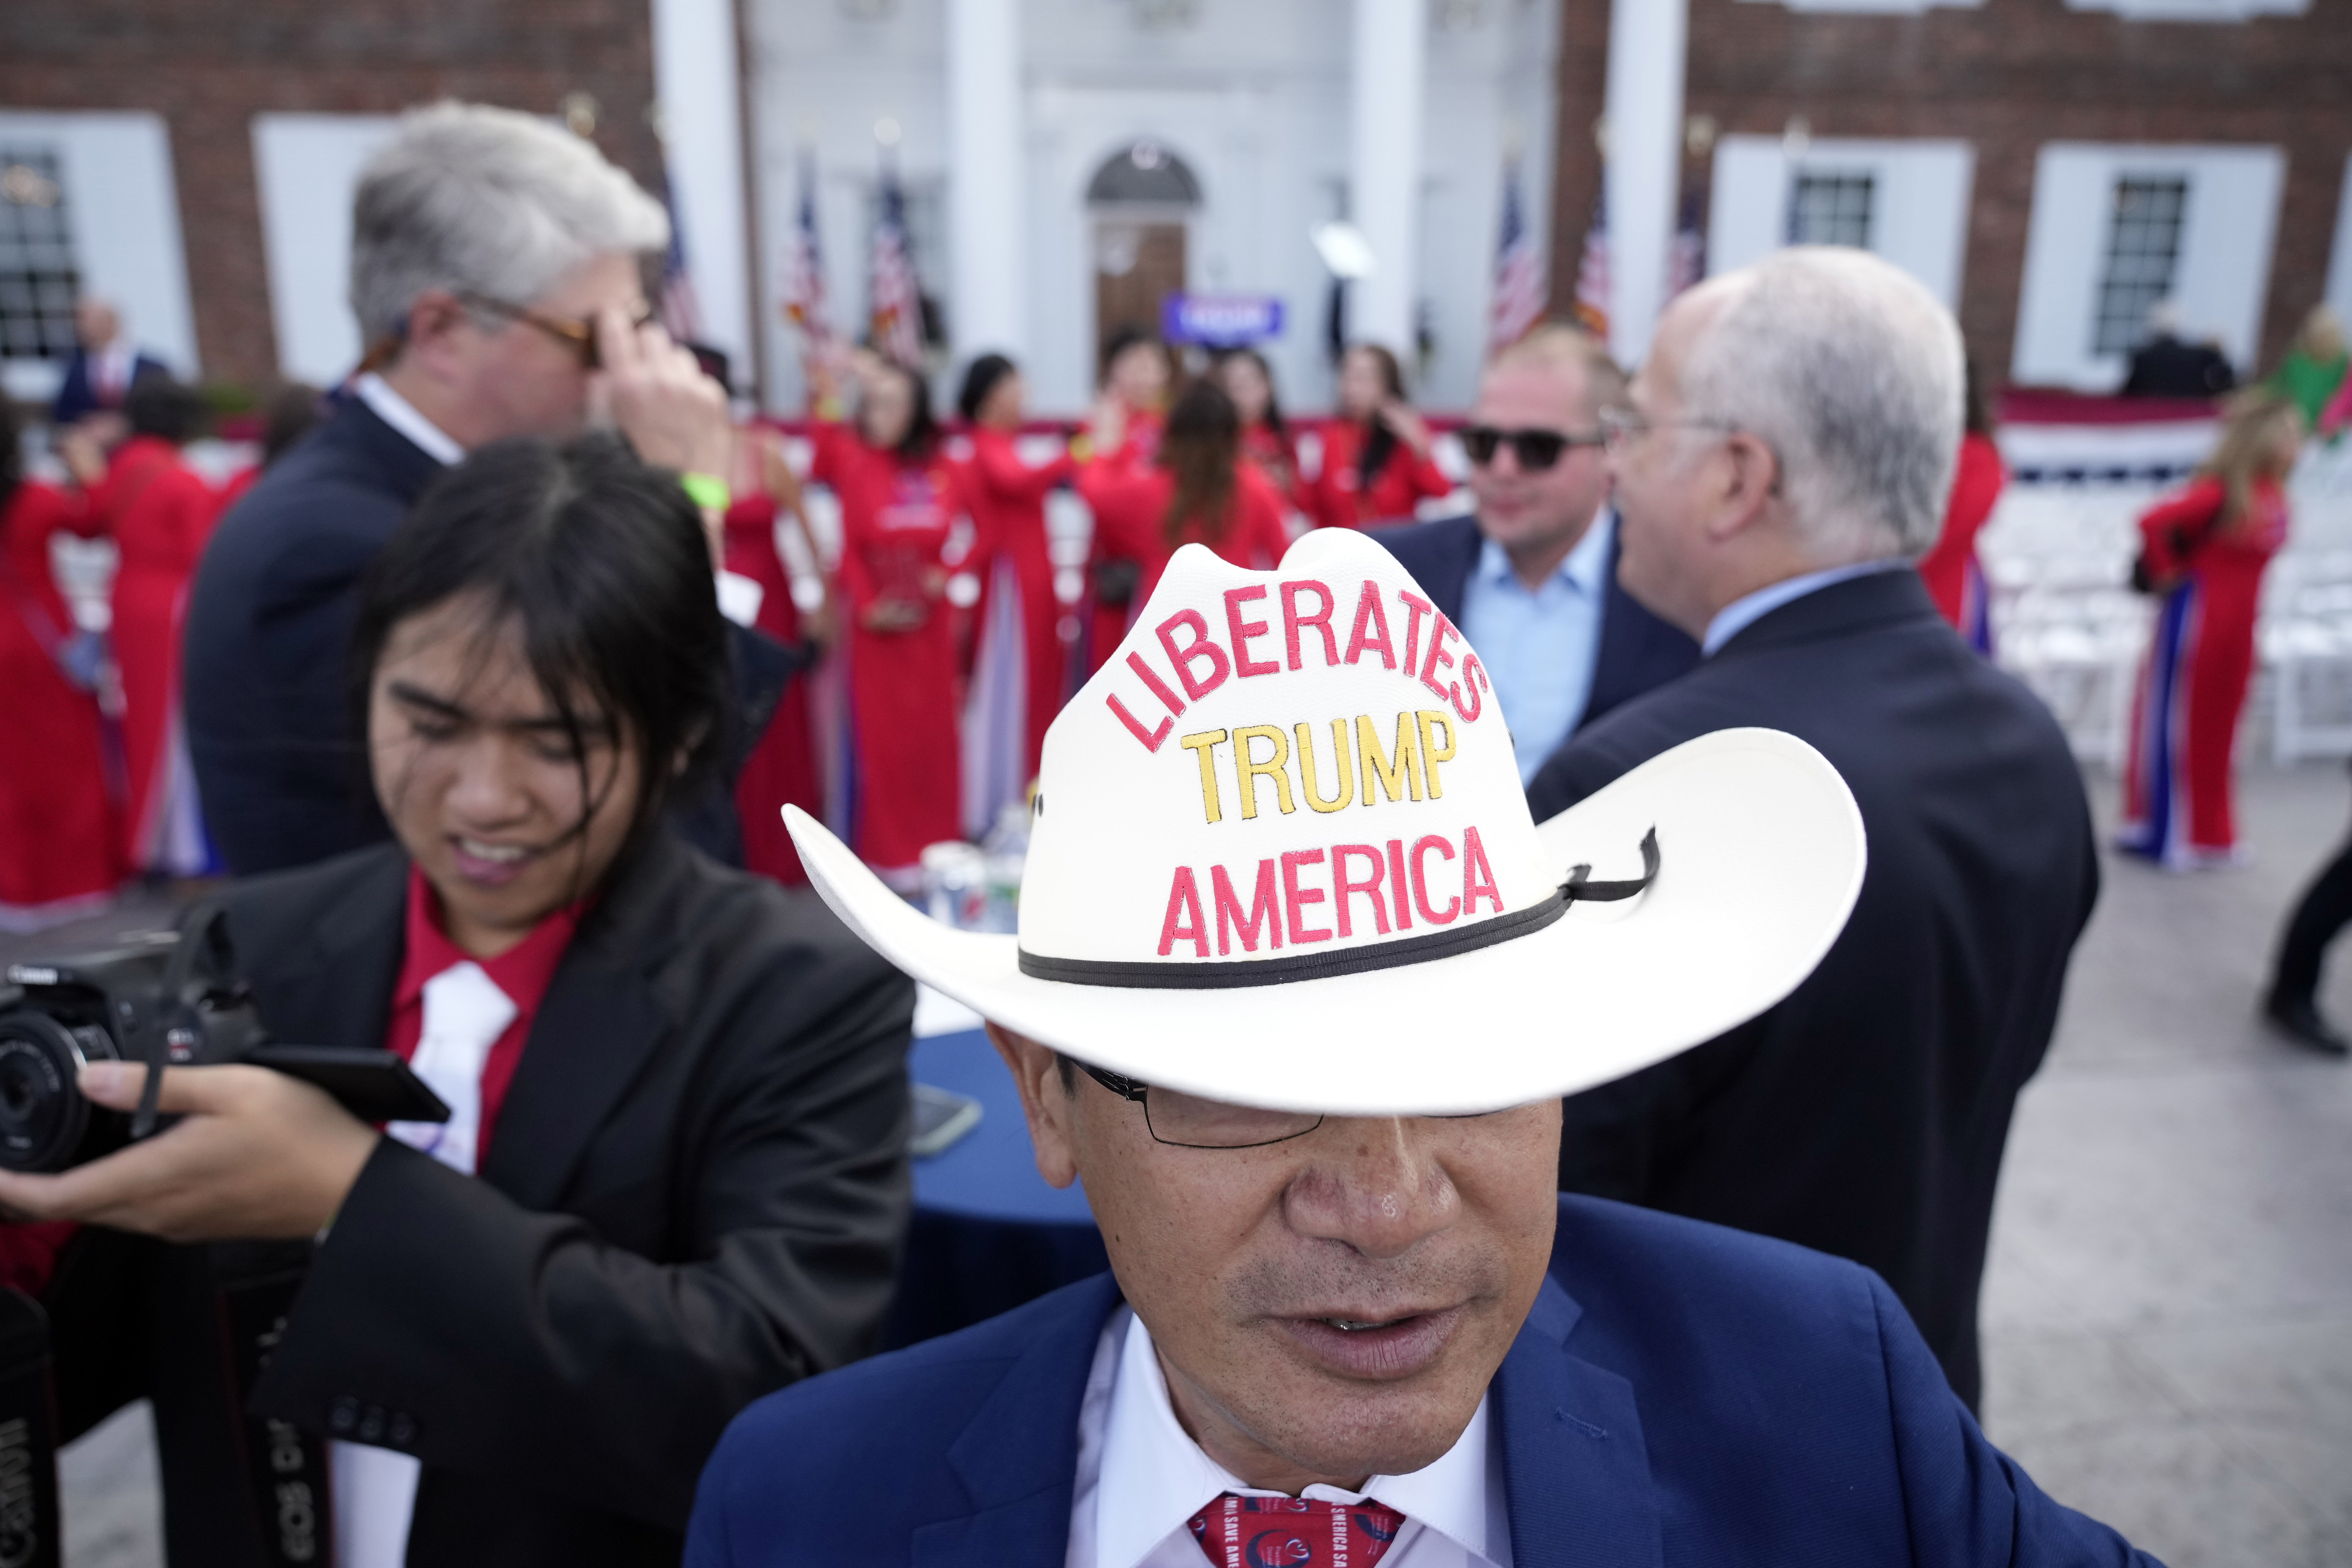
[787,526,1864,1117]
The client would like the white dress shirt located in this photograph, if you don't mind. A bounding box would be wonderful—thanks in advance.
[1067,1308,1511,1568]
[1700,559,1910,656]
[1459,511,1615,783]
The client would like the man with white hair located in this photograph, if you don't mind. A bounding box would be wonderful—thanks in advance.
[1526,247,2099,1412]
[185,102,740,874]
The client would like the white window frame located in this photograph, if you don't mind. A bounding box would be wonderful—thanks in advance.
[2011,142,2284,391]
[0,112,197,402]
[1707,136,1976,309]
[251,114,403,390]
[2326,152,2352,336]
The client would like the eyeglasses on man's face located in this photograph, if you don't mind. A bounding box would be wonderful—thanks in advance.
[456,290,657,370]
[1074,1062,1496,1150]
[1458,424,1604,473]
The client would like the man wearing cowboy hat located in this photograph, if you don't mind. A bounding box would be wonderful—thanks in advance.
[685,529,2155,1566]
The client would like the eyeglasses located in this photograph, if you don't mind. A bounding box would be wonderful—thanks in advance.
[1458,424,1603,472]
[456,290,656,370]
[1075,1062,1497,1149]
[1595,406,1744,454]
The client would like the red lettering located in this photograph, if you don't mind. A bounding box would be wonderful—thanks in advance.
[1223,586,1280,678]
[1331,844,1391,938]
[1281,580,1339,670]
[1281,849,1333,944]
[1157,609,1231,700]
[1159,866,1209,957]
[1211,860,1285,955]
[1126,650,1188,719]
[1106,692,1173,752]
[1461,826,1503,916]
[1343,580,1397,669]
[1398,590,1434,679]
[1386,838,1413,930]
[1451,655,1488,724]
[1420,613,1460,702]
[1410,835,1460,926]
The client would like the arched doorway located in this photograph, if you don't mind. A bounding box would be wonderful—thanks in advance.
[1086,141,1201,371]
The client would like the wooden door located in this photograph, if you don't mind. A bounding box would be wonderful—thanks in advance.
[1094,219,1186,362]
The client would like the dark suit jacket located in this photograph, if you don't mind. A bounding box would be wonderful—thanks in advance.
[1525,570,2098,1409]
[686,1197,2157,1566]
[2121,335,2236,399]
[49,346,169,427]
[182,396,794,876]
[1371,512,1698,747]
[45,831,915,1568]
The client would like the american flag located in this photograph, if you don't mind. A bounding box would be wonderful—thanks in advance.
[868,167,925,368]
[657,176,705,343]
[781,151,830,345]
[1667,177,1709,301]
[1488,159,1548,353]
[1571,184,1609,340]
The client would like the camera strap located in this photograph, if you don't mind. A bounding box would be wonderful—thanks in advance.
[215,1256,332,1568]
[0,1289,62,1568]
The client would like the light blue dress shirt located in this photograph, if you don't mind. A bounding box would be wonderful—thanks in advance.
[1700,559,1911,656]
[1461,510,1615,784]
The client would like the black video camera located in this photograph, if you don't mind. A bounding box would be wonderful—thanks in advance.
[0,910,448,1175]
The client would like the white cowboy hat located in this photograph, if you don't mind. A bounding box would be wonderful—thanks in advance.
[787,527,1863,1116]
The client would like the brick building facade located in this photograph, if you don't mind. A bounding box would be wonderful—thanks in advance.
[0,0,661,389]
[1549,0,2352,387]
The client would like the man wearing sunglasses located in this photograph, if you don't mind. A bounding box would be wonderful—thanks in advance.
[1374,325,1695,786]
[185,102,748,877]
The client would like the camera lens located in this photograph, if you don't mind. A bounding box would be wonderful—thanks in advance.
[0,1013,93,1174]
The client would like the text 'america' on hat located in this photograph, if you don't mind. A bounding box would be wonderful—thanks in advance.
[787,526,1865,1116]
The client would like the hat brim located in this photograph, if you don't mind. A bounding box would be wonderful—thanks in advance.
[786,727,1864,1117]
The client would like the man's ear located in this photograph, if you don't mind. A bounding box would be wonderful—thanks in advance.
[985,1022,1081,1190]
[399,289,474,375]
[1704,429,1783,543]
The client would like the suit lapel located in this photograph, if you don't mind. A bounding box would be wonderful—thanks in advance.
[234,849,407,1055]
[912,1276,1120,1566]
[1496,1278,1663,1568]
[478,836,690,1210]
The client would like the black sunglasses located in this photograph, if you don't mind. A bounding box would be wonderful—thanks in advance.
[1459,424,1604,472]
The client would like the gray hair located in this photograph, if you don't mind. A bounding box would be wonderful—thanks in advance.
[1677,247,1964,561]
[350,102,670,346]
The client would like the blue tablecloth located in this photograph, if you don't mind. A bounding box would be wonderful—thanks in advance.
[884,1027,1109,1348]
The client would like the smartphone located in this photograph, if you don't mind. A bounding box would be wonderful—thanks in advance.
[246,1045,452,1125]
[909,1083,983,1159]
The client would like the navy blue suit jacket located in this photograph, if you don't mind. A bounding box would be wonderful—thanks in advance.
[1370,512,1697,749]
[1526,571,2099,1412]
[49,346,170,427]
[686,1196,2157,1566]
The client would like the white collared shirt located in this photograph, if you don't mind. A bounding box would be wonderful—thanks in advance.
[1459,510,1616,783]
[1700,558,1910,656]
[1068,1307,1510,1568]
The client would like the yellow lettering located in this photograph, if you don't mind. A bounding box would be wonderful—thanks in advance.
[1356,712,1422,806]
[1179,729,1228,824]
[1415,711,1457,799]
[1294,720,1354,814]
[1233,725,1296,820]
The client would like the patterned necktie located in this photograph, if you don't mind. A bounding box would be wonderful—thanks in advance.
[1187,1494,1405,1568]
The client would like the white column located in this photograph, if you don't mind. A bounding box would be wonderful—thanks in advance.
[1602,0,1687,368]
[948,0,1027,360]
[1349,0,1427,358]
[652,0,755,385]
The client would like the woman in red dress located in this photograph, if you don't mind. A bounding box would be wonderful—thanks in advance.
[102,377,222,875]
[0,401,119,926]
[724,426,834,885]
[1214,347,1301,509]
[1094,327,1173,473]
[957,354,1076,789]
[809,354,971,880]
[1306,342,1453,530]
[2120,391,2304,868]
[1915,364,2007,654]
[1077,378,1291,656]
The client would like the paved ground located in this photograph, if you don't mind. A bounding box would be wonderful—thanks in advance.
[14,764,2352,1566]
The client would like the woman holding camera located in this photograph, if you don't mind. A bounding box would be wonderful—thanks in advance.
[0,436,913,1568]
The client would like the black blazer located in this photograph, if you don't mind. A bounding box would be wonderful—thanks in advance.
[182,397,795,876]
[1524,569,2097,1410]
[49,346,170,427]
[1370,512,1698,746]
[45,831,915,1567]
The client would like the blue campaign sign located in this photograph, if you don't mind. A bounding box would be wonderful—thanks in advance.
[1161,293,1285,346]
